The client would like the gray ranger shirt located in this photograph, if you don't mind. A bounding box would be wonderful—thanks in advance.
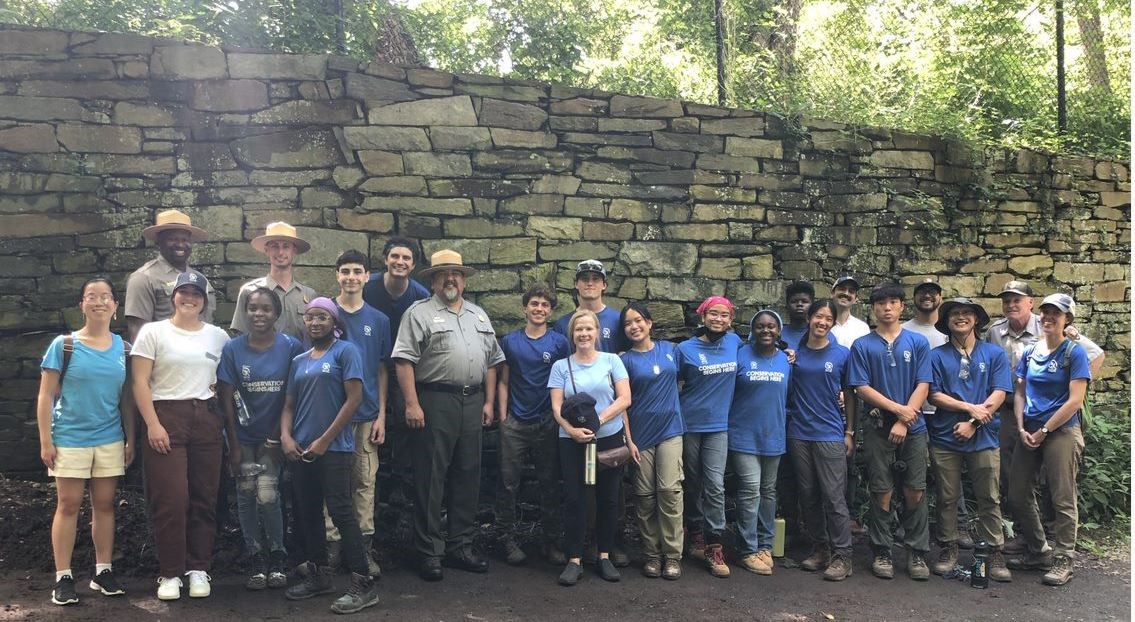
[392,295,505,386]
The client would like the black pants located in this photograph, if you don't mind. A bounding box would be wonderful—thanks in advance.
[560,435,623,560]
[291,451,367,575]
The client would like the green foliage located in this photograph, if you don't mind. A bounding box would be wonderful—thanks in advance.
[1078,411,1131,525]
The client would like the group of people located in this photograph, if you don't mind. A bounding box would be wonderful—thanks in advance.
[36,208,1102,613]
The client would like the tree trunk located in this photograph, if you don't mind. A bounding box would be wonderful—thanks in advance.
[1075,2,1111,92]
[373,9,420,66]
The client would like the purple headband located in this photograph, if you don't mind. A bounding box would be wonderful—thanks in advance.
[304,297,343,337]
[697,295,735,316]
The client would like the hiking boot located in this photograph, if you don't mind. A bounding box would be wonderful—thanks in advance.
[156,576,182,601]
[1007,549,1055,571]
[871,554,894,579]
[932,542,959,575]
[610,546,630,568]
[558,562,583,586]
[908,553,930,581]
[989,550,1012,583]
[957,530,975,550]
[543,542,566,566]
[246,552,268,590]
[739,553,772,575]
[52,575,79,606]
[362,537,381,578]
[1041,555,1074,586]
[662,557,682,580]
[330,572,380,614]
[800,547,831,572]
[642,557,662,578]
[706,543,730,578]
[267,550,288,589]
[1002,535,1027,555]
[756,549,775,575]
[286,565,336,600]
[824,553,852,581]
[687,532,707,561]
[186,570,211,597]
[327,540,343,569]
[502,536,527,566]
[598,558,621,582]
[89,568,126,596]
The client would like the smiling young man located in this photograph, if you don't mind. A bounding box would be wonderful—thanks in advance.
[230,222,316,341]
[325,250,391,578]
[495,284,571,566]
[848,283,933,581]
[829,276,870,350]
[553,260,628,354]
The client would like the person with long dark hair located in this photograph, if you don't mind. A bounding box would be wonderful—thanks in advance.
[37,277,135,606]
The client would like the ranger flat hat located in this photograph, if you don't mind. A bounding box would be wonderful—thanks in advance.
[418,249,476,279]
[251,221,311,254]
[142,209,208,242]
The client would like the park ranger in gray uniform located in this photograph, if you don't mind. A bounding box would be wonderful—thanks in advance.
[230,221,316,341]
[124,209,216,343]
[392,249,504,582]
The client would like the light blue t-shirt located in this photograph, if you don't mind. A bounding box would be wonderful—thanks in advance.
[676,332,742,433]
[621,341,684,451]
[40,334,127,448]
[553,306,629,354]
[500,328,571,422]
[729,346,792,455]
[848,329,933,435]
[787,341,852,443]
[217,333,304,445]
[929,341,1012,452]
[1015,340,1091,433]
[288,339,364,453]
[548,352,629,439]
[336,301,392,423]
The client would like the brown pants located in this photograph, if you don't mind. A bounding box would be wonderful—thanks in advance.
[143,399,224,577]
[1009,424,1083,558]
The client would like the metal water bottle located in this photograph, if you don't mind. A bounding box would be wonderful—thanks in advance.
[772,517,786,557]
[970,540,990,589]
[584,442,597,485]
[234,391,253,427]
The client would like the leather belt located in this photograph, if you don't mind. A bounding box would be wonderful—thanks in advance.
[417,382,482,396]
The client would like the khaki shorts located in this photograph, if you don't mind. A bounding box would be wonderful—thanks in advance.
[49,440,126,479]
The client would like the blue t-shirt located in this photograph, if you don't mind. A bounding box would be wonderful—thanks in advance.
[500,328,571,423]
[778,324,834,350]
[848,329,933,435]
[553,306,629,354]
[620,341,685,451]
[1015,340,1091,433]
[288,339,365,453]
[929,341,1013,452]
[787,341,852,443]
[217,333,304,446]
[336,301,391,423]
[363,273,431,342]
[676,332,742,433]
[548,352,629,439]
[729,346,792,455]
[40,334,127,448]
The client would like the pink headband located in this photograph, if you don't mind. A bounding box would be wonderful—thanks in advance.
[697,296,735,316]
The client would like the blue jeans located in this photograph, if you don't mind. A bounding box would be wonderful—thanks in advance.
[682,431,728,541]
[235,443,286,557]
[730,451,780,555]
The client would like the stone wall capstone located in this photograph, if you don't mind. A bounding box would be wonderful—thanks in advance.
[0,25,1129,472]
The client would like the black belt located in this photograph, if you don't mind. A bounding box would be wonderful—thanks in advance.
[417,382,482,396]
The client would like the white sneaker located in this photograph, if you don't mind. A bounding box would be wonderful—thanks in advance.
[156,576,182,601]
[185,571,211,598]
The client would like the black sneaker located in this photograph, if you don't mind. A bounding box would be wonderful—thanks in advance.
[89,568,126,596]
[52,575,79,605]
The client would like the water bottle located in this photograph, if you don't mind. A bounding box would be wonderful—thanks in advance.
[772,517,786,557]
[234,391,253,427]
[970,540,990,589]
[584,442,597,485]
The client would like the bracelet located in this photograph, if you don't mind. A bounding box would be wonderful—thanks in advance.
[967,417,981,427]
[844,430,855,437]
[264,438,280,446]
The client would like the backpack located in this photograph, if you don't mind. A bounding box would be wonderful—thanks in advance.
[58,334,132,387]
[1023,340,1092,430]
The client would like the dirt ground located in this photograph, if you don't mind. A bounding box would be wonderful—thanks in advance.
[1,477,1130,622]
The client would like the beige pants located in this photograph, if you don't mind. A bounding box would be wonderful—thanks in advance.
[931,446,1003,547]
[325,422,379,540]
[632,435,684,559]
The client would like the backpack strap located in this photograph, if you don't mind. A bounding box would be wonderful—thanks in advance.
[566,357,578,394]
[58,334,75,385]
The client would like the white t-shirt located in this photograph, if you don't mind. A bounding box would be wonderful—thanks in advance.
[831,315,870,349]
[132,319,230,400]
[902,318,948,413]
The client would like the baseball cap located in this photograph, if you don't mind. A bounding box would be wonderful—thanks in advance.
[999,280,1035,297]
[1039,293,1077,319]
[575,259,607,280]
[913,277,942,294]
[171,270,208,296]
[832,275,859,290]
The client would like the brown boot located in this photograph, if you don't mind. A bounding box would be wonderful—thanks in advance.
[989,550,1012,583]
[705,544,731,578]
[687,532,707,561]
[800,547,831,572]
[823,553,852,581]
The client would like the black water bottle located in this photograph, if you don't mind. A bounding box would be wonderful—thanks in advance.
[970,540,990,589]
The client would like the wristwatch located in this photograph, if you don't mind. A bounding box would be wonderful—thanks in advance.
[844,430,855,437]
[967,417,981,426]
[1040,426,1050,435]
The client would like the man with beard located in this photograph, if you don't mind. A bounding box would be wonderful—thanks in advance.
[125,210,216,343]
[829,276,870,350]
[392,250,504,582]
[230,222,315,341]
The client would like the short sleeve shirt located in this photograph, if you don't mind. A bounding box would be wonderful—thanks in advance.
[1015,339,1091,433]
[928,341,1013,452]
[729,346,792,456]
[288,339,364,453]
[548,352,629,439]
[40,334,127,448]
[902,318,948,414]
[391,295,505,385]
[848,329,933,435]
[230,275,316,341]
[132,320,229,401]
[676,332,742,433]
[620,341,684,451]
[986,314,1103,370]
[500,328,571,422]
[125,256,216,324]
[553,306,629,353]
[337,301,392,422]
[363,273,431,342]
[217,333,304,445]
[787,341,852,443]
[830,314,870,349]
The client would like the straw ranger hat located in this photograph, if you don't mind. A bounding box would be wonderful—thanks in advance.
[142,209,208,242]
[251,222,311,254]
[418,249,476,280]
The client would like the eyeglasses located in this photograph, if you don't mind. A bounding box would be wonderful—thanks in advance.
[82,294,115,303]
[885,342,897,367]
[303,313,333,322]
[958,353,971,380]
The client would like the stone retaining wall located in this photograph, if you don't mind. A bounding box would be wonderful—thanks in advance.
[0,26,1129,471]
